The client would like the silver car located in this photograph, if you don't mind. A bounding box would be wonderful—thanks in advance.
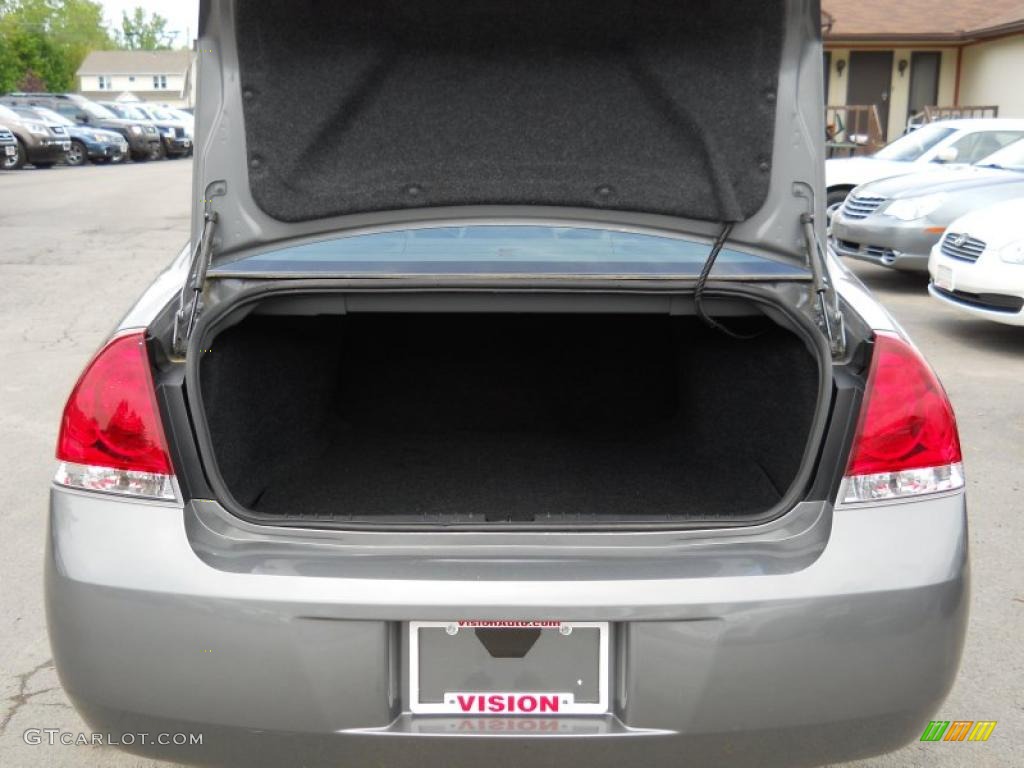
[831,139,1024,272]
[46,2,968,766]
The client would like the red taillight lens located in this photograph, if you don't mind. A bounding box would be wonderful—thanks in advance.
[843,332,963,502]
[56,333,174,495]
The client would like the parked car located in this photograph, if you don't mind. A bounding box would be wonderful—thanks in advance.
[48,3,967,767]
[0,124,17,169]
[6,105,127,166]
[826,119,1024,206]
[830,138,1024,271]
[928,197,1024,325]
[100,102,192,158]
[1,93,162,161]
[0,103,69,169]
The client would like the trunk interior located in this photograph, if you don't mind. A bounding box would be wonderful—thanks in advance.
[197,311,821,525]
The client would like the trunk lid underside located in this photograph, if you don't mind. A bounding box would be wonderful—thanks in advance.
[193,0,826,262]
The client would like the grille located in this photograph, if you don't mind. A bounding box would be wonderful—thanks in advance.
[0,128,13,141]
[841,194,886,220]
[174,126,185,138]
[50,126,67,136]
[940,232,986,263]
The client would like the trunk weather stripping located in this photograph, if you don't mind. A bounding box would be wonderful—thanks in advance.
[173,183,225,357]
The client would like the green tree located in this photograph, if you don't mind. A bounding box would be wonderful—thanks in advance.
[0,0,114,92]
[119,6,173,50]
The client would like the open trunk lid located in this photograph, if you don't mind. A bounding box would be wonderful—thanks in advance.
[192,0,828,265]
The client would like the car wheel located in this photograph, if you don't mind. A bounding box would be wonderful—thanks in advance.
[826,188,851,208]
[149,143,166,161]
[109,151,125,164]
[65,140,87,167]
[3,139,26,170]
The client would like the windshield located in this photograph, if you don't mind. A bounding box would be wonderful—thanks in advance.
[33,107,73,126]
[874,124,957,161]
[148,108,175,120]
[977,138,1024,171]
[81,101,117,119]
[112,105,147,120]
[213,225,810,278]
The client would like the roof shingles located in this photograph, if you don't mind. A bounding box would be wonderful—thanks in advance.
[823,0,1024,39]
[77,50,192,76]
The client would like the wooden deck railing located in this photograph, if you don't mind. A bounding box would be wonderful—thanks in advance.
[825,105,885,157]
[920,105,999,122]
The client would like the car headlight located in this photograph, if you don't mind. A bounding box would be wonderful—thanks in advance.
[129,125,143,136]
[884,194,947,222]
[27,122,49,136]
[999,239,1024,265]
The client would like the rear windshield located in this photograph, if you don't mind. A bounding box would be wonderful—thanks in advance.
[874,124,956,161]
[213,226,809,278]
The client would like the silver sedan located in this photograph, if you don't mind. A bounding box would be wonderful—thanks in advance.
[831,140,1024,272]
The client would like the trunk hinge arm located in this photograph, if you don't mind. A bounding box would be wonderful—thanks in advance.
[801,211,846,358]
[172,206,219,357]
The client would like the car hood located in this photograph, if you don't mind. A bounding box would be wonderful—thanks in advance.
[193,0,826,266]
[945,197,1024,249]
[855,165,1024,199]
[825,157,929,188]
[95,117,142,129]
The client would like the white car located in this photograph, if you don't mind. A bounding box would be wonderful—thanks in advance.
[929,197,1024,325]
[827,119,1024,206]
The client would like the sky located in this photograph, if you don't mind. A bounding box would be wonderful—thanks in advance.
[99,0,200,48]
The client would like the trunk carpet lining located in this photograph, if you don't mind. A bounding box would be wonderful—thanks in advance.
[199,313,819,523]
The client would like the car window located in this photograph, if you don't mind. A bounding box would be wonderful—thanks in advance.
[949,131,1024,164]
[874,124,957,161]
[977,139,1024,171]
[82,102,117,119]
[212,225,811,278]
[33,107,73,126]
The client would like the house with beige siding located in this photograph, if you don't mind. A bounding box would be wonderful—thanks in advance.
[76,50,195,108]
[823,0,1024,140]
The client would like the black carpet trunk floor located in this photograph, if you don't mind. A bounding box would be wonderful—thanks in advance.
[200,313,819,523]
[252,429,782,522]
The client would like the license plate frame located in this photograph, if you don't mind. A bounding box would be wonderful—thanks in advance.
[408,620,610,716]
[935,264,955,292]
[5,146,15,156]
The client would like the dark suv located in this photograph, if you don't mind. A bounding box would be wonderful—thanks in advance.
[1,93,162,161]
[101,102,192,158]
[0,103,70,169]
[0,124,18,169]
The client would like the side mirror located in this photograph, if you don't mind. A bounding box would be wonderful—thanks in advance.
[934,146,959,164]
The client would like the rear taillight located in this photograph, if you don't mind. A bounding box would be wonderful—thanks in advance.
[55,332,176,500]
[842,332,963,503]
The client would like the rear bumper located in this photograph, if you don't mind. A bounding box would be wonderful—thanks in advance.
[46,488,969,768]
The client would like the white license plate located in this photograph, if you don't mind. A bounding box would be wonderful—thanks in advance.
[4,146,14,156]
[935,264,954,292]
[409,620,609,715]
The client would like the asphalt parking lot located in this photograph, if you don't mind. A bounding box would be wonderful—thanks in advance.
[0,161,1021,767]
